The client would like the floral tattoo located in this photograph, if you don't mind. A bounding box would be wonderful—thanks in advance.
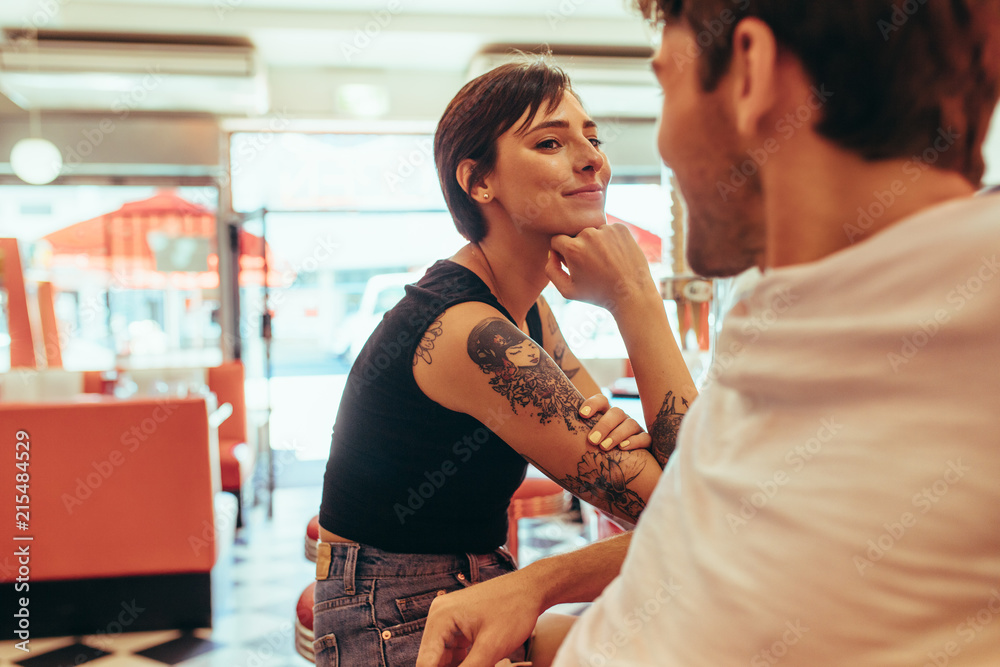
[414,319,443,366]
[649,392,689,467]
[555,451,646,523]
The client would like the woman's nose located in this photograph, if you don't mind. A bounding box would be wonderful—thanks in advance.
[578,140,606,173]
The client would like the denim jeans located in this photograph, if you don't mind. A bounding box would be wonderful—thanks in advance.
[313,541,526,667]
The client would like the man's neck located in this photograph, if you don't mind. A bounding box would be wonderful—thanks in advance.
[761,140,976,269]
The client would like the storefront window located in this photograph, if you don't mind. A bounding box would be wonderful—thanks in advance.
[0,184,220,372]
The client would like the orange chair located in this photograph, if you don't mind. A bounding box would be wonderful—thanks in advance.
[507,478,571,566]
[207,361,254,525]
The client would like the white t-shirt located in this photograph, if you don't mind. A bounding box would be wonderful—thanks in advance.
[554,194,1000,667]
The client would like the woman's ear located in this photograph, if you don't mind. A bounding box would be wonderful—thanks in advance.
[456,159,490,200]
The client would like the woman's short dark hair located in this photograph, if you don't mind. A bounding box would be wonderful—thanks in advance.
[635,0,1000,186]
[434,57,573,242]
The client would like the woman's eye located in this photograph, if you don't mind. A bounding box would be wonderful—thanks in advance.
[536,139,560,150]
[589,138,603,148]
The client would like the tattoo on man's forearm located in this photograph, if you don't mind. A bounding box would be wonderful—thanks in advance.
[467,318,592,433]
[649,392,689,467]
[552,342,580,380]
[414,319,443,366]
[555,450,647,523]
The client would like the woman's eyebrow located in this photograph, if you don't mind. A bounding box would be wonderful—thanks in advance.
[524,119,599,135]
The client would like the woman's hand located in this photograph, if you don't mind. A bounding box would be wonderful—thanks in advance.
[545,223,659,317]
[579,393,650,452]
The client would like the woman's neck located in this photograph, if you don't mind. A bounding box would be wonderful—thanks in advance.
[453,237,551,329]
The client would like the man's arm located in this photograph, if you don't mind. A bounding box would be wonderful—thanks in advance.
[416,533,633,667]
[414,302,661,524]
[548,224,698,466]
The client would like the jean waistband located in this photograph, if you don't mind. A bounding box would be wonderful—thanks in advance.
[315,541,515,595]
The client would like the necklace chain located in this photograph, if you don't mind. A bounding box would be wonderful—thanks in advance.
[472,243,507,314]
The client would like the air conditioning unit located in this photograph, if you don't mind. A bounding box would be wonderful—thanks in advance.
[467,44,659,120]
[0,29,269,115]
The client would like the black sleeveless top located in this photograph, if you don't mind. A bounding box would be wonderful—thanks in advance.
[320,260,541,554]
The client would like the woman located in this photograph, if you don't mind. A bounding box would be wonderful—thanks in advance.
[315,57,692,667]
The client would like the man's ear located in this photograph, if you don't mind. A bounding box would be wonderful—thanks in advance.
[456,159,484,198]
[730,18,778,140]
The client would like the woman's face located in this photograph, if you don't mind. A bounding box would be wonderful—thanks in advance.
[485,91,612,237]
[504,339,540,367]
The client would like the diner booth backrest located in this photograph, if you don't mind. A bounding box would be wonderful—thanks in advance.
[1,397,216,637]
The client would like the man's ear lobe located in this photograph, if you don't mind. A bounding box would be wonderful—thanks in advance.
[731,18,778,139]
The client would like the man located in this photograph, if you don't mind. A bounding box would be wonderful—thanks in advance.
[417,1,1000,665]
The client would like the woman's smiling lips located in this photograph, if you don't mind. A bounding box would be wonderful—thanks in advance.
[563,183,605,201]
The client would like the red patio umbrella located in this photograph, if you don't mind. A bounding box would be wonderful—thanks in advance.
[42,191,286,289]
[607,214,663,264]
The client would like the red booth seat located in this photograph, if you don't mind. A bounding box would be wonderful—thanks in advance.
[0,397,216,637]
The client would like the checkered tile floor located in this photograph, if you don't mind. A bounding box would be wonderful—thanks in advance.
[0,485,588,667]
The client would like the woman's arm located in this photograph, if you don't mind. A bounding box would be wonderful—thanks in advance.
[413,301,659,524]
[537,295,650,452]
[547,223,699,466]
[535,295,602,397]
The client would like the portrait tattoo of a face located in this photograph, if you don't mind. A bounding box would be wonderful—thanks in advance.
[467,318,593,433]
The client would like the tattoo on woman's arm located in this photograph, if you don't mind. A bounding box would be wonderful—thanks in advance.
[649,392,689,467]
[467,318,593,433]
[553,450,647,523]
[552,342,580,380]
[414,319,443,366]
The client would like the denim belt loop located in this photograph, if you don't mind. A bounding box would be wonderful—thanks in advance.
[343,542,360,595]
[465,552,481,584]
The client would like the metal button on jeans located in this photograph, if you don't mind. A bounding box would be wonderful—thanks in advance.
[381,630,391,640]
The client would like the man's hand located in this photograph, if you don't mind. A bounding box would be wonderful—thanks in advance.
[416,570,541,667]
[546,223,658,316]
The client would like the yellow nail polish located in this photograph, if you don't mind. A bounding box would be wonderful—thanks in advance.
[580,406,592,417]
[601,437,613,449]
[589,432,602,444]
[621,440,630,449]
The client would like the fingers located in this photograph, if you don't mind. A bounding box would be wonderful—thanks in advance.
[586,407,645,450]
[618,431,652,451]
[578,393,610,420]
[544,248,574,298]
[418,605,468,667]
